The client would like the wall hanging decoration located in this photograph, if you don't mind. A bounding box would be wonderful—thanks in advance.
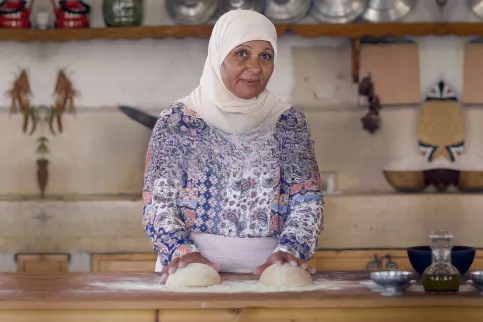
[358,73,381,134]
[32,105,54,198]
[53,69,78,131]
[7,69,34,133]
[8,69,79,198]
[383,80,483,193]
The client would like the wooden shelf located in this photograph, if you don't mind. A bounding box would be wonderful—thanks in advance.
[2,23,483,43]
[3,22,483,82]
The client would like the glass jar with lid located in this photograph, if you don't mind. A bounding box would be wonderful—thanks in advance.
[422,230,461,292]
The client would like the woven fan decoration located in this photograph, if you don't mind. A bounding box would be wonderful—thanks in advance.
[418,81,465,163]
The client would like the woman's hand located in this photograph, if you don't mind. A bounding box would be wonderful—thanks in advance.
[160,252,222,284]
[253,251,316,276]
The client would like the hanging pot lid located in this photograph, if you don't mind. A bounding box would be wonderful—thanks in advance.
[264,0,311,23]
[361,0,415,22]
[468,0,483,19]
[219,0,266,13]
[166,0,219,24]
[311,0,368,23]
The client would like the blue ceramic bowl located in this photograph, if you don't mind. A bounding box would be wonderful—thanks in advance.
[407,246,476,276]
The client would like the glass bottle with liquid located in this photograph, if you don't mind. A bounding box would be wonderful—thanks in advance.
[422,230,461,292]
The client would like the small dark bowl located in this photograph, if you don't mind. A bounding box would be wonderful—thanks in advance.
[423,169,460,192]
[407,246,476,276]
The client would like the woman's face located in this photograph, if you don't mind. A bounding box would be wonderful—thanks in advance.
[221,40,274,100]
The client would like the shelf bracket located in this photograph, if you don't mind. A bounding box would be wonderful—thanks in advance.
[351,38,361,83]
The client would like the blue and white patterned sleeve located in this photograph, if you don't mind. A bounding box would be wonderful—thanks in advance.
[142,107,199,267]
[274,110,324,261]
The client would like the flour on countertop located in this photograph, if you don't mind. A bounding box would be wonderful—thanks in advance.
[88,276,360,294]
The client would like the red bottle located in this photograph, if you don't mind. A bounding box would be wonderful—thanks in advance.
[52,0,90,28]
[0,0,32,28]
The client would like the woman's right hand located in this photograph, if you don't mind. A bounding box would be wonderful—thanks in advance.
[160,252,222,284]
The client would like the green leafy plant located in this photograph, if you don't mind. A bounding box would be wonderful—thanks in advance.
[25,105,63,158]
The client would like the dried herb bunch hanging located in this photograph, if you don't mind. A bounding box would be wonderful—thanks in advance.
[22,105,65,198]
[30,105,58,198]
[6,69,35,133]
[54,69,78,118]
[358,73,382,134]
[7,69,79,198]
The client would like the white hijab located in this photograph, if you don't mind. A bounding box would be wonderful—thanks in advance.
[178,9,291,135]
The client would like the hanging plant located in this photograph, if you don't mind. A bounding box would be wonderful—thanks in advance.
[358,73,382,134]
[25,105,62,198]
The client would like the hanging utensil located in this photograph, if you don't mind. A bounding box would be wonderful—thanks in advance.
[219,0,265,13]
[361,0,415,23]
[119,106,158,130]
[468,0,483,19]
[165,0,218,24]
[434,0,447,21]
[435,0,447,7]
[264,0,311,23]
[311,0,368,23]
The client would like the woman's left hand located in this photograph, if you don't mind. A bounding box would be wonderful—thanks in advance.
[253,251,316,275]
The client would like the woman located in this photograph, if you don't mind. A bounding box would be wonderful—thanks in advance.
[143,9,324,284]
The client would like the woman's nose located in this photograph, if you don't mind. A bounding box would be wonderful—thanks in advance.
[246,56,262,74]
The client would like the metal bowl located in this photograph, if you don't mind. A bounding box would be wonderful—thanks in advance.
[469,271,483,292]
[264,0,311,23]
[219,0,266,13]
[166,0,219,24]
[370,271,413,296]
[361,0,415,23]
[469,0,483,19]
[311,0,368,23]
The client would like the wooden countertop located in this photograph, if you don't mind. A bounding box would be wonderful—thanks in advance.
[1,271,482,310]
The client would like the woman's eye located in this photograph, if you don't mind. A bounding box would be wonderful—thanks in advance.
[261,53,272,60]
[236,50,248,58]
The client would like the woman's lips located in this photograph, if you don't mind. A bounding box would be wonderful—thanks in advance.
[241,80,259,85]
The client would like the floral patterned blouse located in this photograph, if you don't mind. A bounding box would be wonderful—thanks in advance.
[142,102,324,267]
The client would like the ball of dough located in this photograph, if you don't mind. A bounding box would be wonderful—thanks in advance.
[166,263,222,287]
[259,263,312,287]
